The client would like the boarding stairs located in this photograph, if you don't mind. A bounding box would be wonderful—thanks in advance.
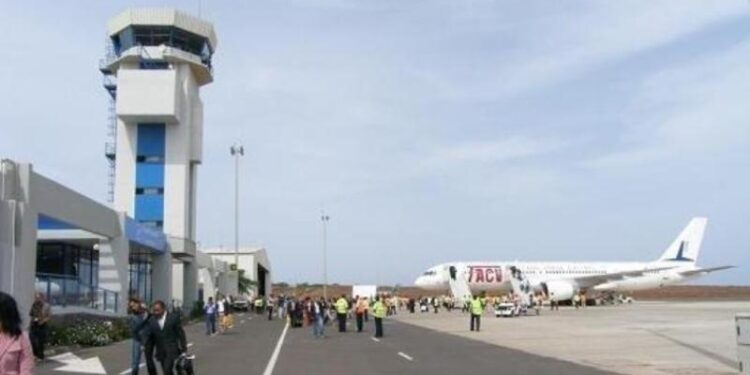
[447,265,472,305]
[508,264,532,307]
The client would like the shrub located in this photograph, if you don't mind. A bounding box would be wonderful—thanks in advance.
[48,315,131,348]
[190,300,205,320]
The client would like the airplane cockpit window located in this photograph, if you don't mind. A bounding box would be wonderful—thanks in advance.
[422,270,437,276]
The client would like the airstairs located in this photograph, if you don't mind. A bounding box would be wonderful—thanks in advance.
[508,265,532,307]
[447,265,472,304]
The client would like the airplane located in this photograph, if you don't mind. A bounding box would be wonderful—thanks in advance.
[414,217,733,301]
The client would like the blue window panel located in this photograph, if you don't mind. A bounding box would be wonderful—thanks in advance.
[136,124,166,157]
[125,217,167,253]
[135,195,164,222]
[37,214,77,230]
[136,163,164,188]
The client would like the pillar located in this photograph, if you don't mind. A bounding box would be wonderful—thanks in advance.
[183,260,198,311]
[97,215,130,314]
[0,163,38,319]
[151,253,173,305]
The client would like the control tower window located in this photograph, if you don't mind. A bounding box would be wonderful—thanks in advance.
[112,26,213,67]
[139,60,169,70]
[134,26,172,46]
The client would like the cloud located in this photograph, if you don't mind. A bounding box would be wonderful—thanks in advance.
[427,137,566,165]
[585,39,750,168]
[423,1,750,101]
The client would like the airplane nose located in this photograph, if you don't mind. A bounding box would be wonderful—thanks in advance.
[415,277,425,287]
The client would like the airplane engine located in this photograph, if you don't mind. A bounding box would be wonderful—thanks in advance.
[541,280,576,301]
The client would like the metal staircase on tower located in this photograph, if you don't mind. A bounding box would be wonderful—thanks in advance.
[100,37,117,203]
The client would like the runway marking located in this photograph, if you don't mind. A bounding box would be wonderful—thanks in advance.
[371,337,380,342]
[398,352,414,361]
[119,342,195,374]
[645,329,736,369]
[119,364,144,375]
[241,320,246,324]
[262,322,290,375]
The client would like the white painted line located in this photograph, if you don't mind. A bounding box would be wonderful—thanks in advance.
[262,322,290,375]
[397,352,414,361]
[371,337,380,342]
[241,320,246,324]
[120,342,192,375]
[119,361,147,374]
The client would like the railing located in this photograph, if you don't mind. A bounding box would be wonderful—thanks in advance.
[35,274,119,314]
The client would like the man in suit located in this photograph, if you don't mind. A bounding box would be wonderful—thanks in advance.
[145,300,187,375]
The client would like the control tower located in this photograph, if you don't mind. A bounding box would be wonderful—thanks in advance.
[100,8,217,305]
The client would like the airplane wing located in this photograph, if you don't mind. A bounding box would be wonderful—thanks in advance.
[677,265,734,277]
[571,266,678,289]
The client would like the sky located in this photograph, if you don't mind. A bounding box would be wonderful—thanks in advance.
[0,1,748,286]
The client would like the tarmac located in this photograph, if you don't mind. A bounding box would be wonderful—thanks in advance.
[395,301,747,375]
[33,301,747,375]
[35,310,612,375]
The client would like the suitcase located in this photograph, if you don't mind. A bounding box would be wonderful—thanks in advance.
[173,353,196,375]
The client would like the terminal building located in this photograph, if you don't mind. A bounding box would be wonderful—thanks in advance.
[0,8,270,317]
[202,247,272,299]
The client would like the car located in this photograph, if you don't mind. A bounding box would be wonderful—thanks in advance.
[232,299,250,311]
[494,302,517,318]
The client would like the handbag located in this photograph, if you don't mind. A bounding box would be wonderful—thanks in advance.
[173,352,196,375]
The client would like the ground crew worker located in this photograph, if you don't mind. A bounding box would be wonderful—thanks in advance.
[470,295,484,332]
[335,294,349,332]
[372,296,386,338]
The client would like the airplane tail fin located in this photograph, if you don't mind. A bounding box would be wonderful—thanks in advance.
[657,217,707,264]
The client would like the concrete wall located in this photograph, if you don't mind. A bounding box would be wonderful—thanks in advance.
[0,161,130,316]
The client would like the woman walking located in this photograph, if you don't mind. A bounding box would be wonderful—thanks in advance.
[0,292,34,374]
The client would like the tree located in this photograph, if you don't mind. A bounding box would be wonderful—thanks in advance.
[237,268,257,295]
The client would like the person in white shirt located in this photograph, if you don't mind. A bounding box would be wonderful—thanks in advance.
[204,297,218,335]
[217,296,226,333]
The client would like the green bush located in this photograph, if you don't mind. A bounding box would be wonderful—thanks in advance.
[49,316,131,348]
[190,300,205,320]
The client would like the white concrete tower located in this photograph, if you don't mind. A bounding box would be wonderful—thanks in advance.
[101,9,217,307]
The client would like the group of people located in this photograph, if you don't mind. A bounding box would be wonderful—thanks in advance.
[127,298,188,375]
[202,295,235,336]
[332,294,387,338]
[255,293,390,339]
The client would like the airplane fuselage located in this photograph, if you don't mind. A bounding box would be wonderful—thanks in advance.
[415,261,698,294]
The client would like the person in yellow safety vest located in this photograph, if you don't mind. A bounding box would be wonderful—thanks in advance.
[470,295,484,332]
[372,296,386,338]
[335,294,349,333]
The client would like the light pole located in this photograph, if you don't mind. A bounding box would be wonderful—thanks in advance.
[230,144,244,271]
[321,212,330,300]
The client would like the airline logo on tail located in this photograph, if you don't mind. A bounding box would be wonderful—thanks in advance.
[657,217,706,264]
[666,241,694,262]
